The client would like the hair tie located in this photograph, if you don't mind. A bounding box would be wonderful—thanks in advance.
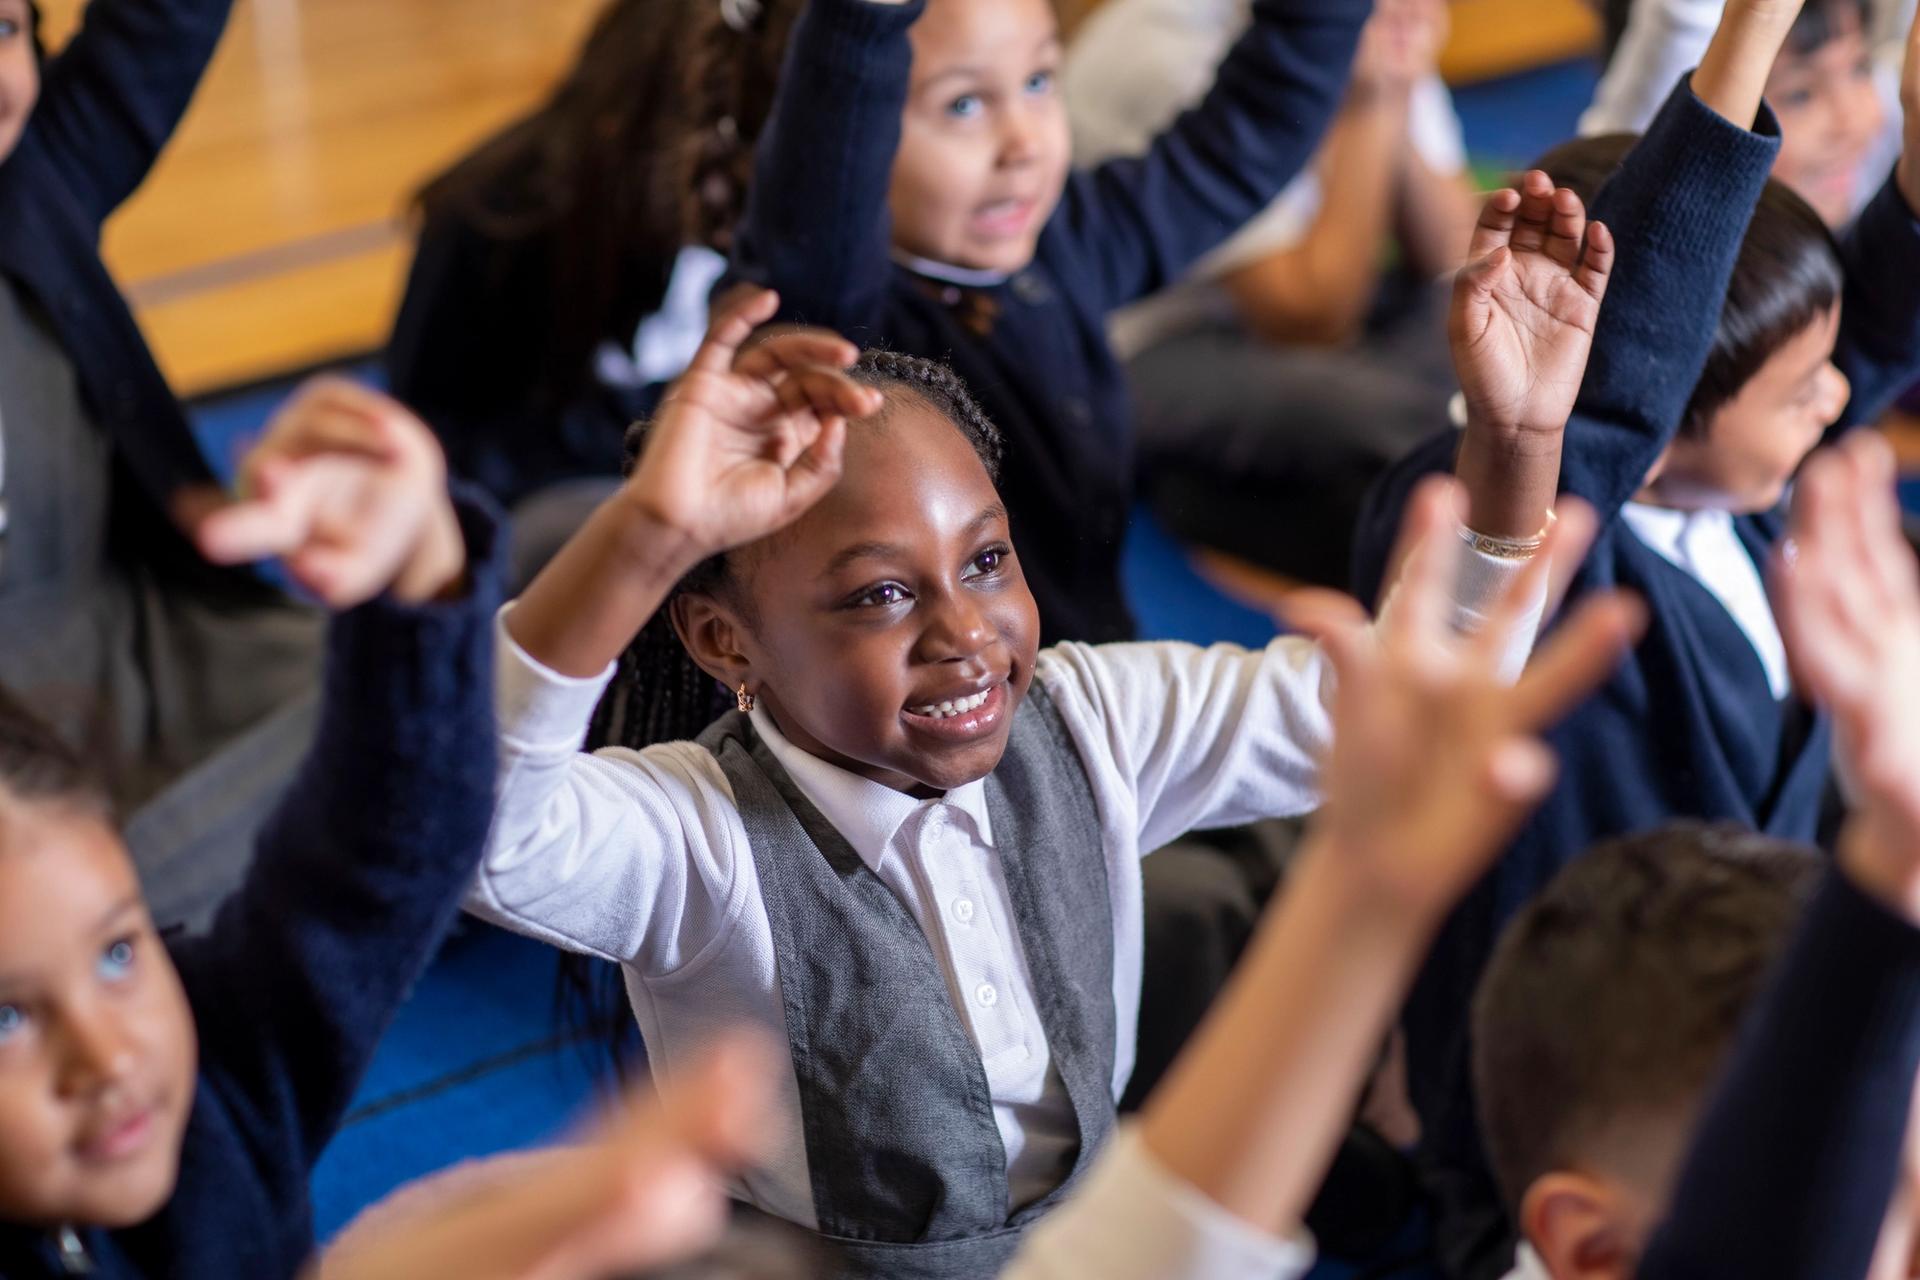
[720,0,762,31]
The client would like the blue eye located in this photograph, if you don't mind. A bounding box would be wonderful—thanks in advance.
[97,938,136,982]
[0,19,20,38]
[0,1004,24,1044]
[1025,70,1054,96]
[948,94,984,120]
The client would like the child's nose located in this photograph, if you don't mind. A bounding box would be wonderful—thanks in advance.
[923,594,995,660]
[999,110,1043,167]
[1820,363,1852,421]
[59,1005,137,1095]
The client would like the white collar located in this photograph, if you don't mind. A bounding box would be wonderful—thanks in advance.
[1618,500,1732,556]
[889,247,1013,289]
[749,706,994,873]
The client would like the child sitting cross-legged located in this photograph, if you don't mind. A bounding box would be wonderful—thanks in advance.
[464,177,1616,1277]
[0,381,504,1278]
[1475,430,1920,1280]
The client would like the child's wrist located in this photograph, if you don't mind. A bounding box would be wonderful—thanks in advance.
[606,487,710,584]
[1290,834,1452,944]
[1838,817,1920,928]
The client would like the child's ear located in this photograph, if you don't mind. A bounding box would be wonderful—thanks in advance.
[670,593,755,692]
[1522,1172,1640,1280]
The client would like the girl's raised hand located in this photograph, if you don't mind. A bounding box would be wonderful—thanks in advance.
[627,288,884,562]
[1288,480,1642,924]
[184,377,465,607]
[1451,172,1614,448]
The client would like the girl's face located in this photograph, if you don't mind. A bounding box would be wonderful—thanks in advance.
[1644,306,1849,513]
[1765,13,1886,227]
[0,804,196,1229]
[679,399,1041,796]
[887,0,1071,274]
[0,0,36,167]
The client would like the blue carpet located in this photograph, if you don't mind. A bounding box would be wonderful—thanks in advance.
[1453,57,1603,171]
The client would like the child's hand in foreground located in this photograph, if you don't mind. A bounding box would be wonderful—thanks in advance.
[1290,482,1643,926]
[1452,171,1614,449]
[183,377,465,607]
[1773,431,1920,921]
[315,1034,779,1280]
[626,286,884,564]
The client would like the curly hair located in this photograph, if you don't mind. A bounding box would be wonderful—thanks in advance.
[680,0,807,255]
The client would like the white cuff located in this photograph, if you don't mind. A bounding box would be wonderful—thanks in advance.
[1008,1127,1316,1280]
[494,604,619,750]
[1453,544,1549,683]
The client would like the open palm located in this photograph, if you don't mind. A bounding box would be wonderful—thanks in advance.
[629,289,882,560]
[1452,171,1614,441]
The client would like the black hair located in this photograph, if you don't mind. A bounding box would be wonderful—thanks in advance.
[1471,823,1820,1211]
[1599,0,1870,66]
[1533,133,1843,439]
[682,0,806,255]
[586,349,1006,754]
[564,351,1006,1077]
[0,685,109,821]
[411,0,799,423]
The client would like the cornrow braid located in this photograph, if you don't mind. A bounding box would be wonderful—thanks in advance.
[679,0,806,254]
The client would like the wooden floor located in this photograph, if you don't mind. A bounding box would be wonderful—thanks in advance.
[41,0,1604,398]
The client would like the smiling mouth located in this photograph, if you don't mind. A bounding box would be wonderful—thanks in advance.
[77,1102,159,1164]
[901,680,1010,740]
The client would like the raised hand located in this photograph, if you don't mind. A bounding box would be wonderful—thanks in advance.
[1292,479,1642,921]
[1772,432,1920,919]
[1350,0,1448,96]
[628,287,884,563]
[1452,171,1614,445]
[184,377,465,607]
[1899,1,1920,214]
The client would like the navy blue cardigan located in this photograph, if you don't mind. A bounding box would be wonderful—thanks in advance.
[1351,82,1920,1269]
[1,0,264,596]
[1639,868,1920,1279]
[0,497,504,1279]
[733,0,1367,644]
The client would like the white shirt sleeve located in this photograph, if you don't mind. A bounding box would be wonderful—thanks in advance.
[999,1126,1316,1280]
[1579,0,1723,136]
[463,609,751,975]
[1040,547,1544,854]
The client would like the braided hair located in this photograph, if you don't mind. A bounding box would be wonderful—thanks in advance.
[680,0,807,255]
[563,352,1006,1076]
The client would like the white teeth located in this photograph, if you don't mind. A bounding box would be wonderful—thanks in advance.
[911,688,992,719]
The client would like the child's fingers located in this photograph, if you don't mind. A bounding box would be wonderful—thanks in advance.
[1544,186,1588,271]
[733,328,861,381]
[1483,736,1560,809]
[1465,187,1521,262]
[686,288,782,377]
[1574,220,1615,303]
[773,364,886,422]
[1277,588,1373,641]
[1508,591,1645,730]
[1380,477,1468,650]
[192,464,325,563]
[1506,170,1558,254]
[781,415,850,519]
[1841,431,1917,616]
[1452,245,1512,311]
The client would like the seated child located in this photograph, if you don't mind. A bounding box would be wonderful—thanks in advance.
[1476,437,1920,1280]
[0,0,326,909]
[1351,1,1920,1269]
[0,382,502,1278]
[732,0,1378,645]
[388,0,802,552]
[1065,0,1480,586]
[1586,0,1908,225]
[465,182,1614,1274]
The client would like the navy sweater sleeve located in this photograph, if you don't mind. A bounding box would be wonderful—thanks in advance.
[31,0,236,228]
[167,490,504,1191]
[1637,870,1920,1279]
[1831,176,1920,432]
[1557,79,1780,519]
[730,0,921,339]
[1050,0,1367,315]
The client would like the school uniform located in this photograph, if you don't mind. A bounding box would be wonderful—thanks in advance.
[0,496,503,1279]
[1350,80,1920,1278]
[468,551,1532,1278]
[0,0,324,921]
[731,0,1369,646]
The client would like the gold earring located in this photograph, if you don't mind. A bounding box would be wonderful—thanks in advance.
[736,683,756,713]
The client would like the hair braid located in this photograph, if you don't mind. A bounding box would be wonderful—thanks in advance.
[679,0,805,253]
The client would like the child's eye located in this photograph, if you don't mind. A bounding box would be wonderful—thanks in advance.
[0,20,19,38]
[1778,87,1815,110]
[1024,70,1055,96]
[851,582,912,608]
[97,937,137,982]
[947,94,984,120]
[962,547,1008,580]
[0,1004,26,1044]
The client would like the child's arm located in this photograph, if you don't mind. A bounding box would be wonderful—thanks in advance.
[30,0,237,226]
[163,379,498,1176]
[1826,12,1920,431]
[727,0,920,339]
[1635,432,1920,1279]
[1058,0,1369,315]
[1001,485,1642,1275]
[1547,0,1797,519]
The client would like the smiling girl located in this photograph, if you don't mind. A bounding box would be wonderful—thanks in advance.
[466,146,1614,1273]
